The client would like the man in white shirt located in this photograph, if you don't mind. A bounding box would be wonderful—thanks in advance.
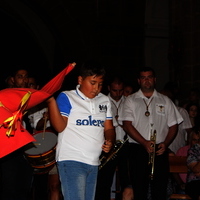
[95,76,133,200]
[120,67,183,200]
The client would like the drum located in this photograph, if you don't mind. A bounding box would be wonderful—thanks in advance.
[25,131,57,173]
[33,165,55,175]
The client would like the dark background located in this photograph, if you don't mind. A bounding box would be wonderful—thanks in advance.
[0,0,200,101]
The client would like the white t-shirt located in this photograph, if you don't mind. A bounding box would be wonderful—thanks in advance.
[28,107,51,129]
[119,89,183,144]
[108,94,127,141]
[169,106,192,153]
[56,85,113,166]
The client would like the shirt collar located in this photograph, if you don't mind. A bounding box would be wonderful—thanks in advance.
[76,85,87,100]
[136,89,159,99]
[75,85,100,100]
[108,93,125,102]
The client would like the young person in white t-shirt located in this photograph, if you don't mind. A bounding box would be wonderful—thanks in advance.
[46,60,116,200]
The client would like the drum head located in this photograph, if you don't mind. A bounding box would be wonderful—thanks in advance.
[25,131,57,155]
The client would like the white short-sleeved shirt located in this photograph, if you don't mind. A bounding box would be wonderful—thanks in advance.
[28,107,51,129]
[119,89,183,144]
[108,94,126,141]
[56,85,113,165]
[169,106,192,153]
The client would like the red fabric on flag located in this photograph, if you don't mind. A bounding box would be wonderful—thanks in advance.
[0,62,76,158]
[41,62,75,95]
[0,62,76,112]
[0,118,35,158]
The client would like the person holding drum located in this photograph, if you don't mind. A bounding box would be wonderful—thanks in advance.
[26,76,62,200]
[46,60,116,200]
[29,106,62,200]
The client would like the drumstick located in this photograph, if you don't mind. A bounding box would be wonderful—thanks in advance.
[42,117,47,140]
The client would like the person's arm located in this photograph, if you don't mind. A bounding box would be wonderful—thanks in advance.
[46,96,68,132]
[123,120,153,153]
[102,119,116,153]
[188,161,200,177]
[164,124,178,147]
[157,124,178,155]
[36,111,49,130]
[122,187,134,200]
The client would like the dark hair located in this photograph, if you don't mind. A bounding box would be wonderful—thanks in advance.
[79,60,106,78]
[107,74,125,86]
[186,102,200,113]
[11,68,29,77]
[138,67,156,78]
[189,126,200,143]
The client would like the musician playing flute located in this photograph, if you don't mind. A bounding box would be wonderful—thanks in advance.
[119,67,183,200]
[46,60,115,200]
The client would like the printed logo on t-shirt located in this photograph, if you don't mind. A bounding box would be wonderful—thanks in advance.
[99,104,107,113]
[156,104,165,116]
[76,115,104,127]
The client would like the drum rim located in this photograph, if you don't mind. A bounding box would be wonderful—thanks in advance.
[32,130,57,136]
[24,130,58,157]
[25,131,57,155]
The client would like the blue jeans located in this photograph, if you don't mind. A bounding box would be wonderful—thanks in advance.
[57,160,98,200]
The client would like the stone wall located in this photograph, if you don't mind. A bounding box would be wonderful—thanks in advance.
[169,0,200,101]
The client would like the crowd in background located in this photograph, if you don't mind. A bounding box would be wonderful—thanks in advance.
[0,63,200,200]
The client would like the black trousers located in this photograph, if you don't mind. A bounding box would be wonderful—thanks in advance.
[95,144,131,200]
[128,143,169,200]
[0,149,33,200]
[32,173,49,200]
